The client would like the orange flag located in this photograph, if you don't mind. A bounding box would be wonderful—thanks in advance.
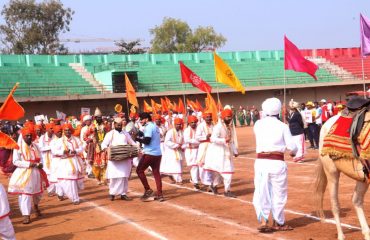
[161,98,169,113]
[165,97,174,110]
[205,92,218,124]
[125,73,139,107]
[178,98,186,115]
[0,83,25,120]
[0,131,19,149]
[151,99,160,113]
[143,100,152,113]
[195,99,203,111]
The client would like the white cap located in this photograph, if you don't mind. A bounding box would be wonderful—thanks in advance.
[82,115,92,122]
[114,117,123,124]
[262,98,281,116]
[320,99,327,103]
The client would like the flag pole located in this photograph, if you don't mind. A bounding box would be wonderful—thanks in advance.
[213,51,221,109]
[182,83,187,117]
[283,69,287,123]
[360,14,367,99]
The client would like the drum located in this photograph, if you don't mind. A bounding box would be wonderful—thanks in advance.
[107,144,139,161]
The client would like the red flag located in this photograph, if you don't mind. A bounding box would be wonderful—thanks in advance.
[284,36,318,80]
[179,61,212,93]
[0,83,25,120]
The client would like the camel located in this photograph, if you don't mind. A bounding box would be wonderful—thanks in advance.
[315,112,370,240]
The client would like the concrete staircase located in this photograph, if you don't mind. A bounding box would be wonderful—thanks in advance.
[309,57,360,81]
[69,63,112,94]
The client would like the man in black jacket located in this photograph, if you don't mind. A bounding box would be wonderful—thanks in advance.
[288,100,305,163]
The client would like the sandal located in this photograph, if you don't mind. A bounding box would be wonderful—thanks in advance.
[272,224,293,231]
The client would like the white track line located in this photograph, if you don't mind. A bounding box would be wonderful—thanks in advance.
[147,177,361,231]
[85,201,168,240]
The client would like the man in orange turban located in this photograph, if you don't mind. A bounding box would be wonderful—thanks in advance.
[184,115,200,189]
[203,108,239,198]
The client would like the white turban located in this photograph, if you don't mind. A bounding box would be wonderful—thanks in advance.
[114,117,123,124]
[82,115,92,122]
[262,98,281,116]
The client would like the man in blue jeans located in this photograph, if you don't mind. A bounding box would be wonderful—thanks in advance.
[136,112,164,202]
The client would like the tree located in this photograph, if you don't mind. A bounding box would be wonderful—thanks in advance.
[149,17,226,53]
[0,0,74,54]
[114,39,147,54]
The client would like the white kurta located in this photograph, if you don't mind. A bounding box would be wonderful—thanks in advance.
[101,130,136,179]
[0,184,15,240]
[38,134,56,175]
[195,122,213,185]
[160,128,184,175]
[253,116,297,225]
[80,125,92,174]
[183,126,199,167]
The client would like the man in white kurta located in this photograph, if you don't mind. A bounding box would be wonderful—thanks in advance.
[183,115,200,189]
[52,124,84,204]
[101,118,137,201]
[203,109,238,197]
[195,111,214,190]
[80,115,93,176]
[0,183,15,240]
[8,127,46,224]
[38,123,57,196]
[253,97,297,232]
[160,118,184,184]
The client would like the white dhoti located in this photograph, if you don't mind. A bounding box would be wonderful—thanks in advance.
[109,178,128,196]
[199,166,212,185]
[212,172,232,192]
[18,194,42,216]
[292,134,305,161]
[253,159,287,225]
[0,217,15,240]
[57,179,84,203]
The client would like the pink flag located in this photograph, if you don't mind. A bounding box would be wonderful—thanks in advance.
[360,14,370,56]
[284,36,318,80]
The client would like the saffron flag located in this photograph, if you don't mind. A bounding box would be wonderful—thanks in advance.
[178,98,186,115]
[360,14,370,56]
[284,36,318,80]
[214,52,245,94]
[161,98,169,113]
[179,61,212,93]
[165,97,174,110]
[0,83,25,120]
[0,131,19,149]
[195,99,203,111]
[205,92,218,124]
[143,100,152,113]
[125,73,139,107]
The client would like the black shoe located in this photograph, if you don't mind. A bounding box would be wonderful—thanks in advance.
[110,195,115,201]
[154,195,165,202]
[168,175,176,183]
[194,183,200,190]
[73,201,80,205]
[120,195,132,201]
[140,189,154,201]
[224,191,237,198]
[57,195,64,201]
[210,185,218,195]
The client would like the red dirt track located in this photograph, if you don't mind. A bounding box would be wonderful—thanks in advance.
[1,127,368,240]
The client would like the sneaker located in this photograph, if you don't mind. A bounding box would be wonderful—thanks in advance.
[120,195,132,201]
[140,189,154,201]
[154,195,165,202]
[224,191,237,198]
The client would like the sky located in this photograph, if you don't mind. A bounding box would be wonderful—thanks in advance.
[0,0,369,52]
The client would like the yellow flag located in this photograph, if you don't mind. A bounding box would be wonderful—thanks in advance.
[214,52,245,94]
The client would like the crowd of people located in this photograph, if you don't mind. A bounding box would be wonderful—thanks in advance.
[0,97,352,238]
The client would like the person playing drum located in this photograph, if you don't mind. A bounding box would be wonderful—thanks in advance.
[101,117,138,201]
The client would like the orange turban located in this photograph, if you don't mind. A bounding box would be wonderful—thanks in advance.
[153,114,162,120]
[174,118,184,125]
[45,123,54,131]
[21,127,36,140]
[62,123,75,134]
[202,111,212,118]
[187,115,198,124]
[221,109,233,119]
[35,124,42,130]
[53,125,62,134]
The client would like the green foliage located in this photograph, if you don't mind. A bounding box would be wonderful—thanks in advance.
[0,0,74,54]
[150,17,226,53]
[114,39,147,54]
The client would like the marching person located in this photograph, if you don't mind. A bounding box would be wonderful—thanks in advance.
[195,111,214,191]
[203,109,238,197]
[160,118,184,184]
[136,112,164,202]
[183,115,200,189]
[38,123,57,196]
[0,183,15,240]
[80,114,94,178]
[8,126,48,224]
[52,124,84,205]
[50,125,63,199]
[101,117,137,201]
[253,97,297,232]
[288,100,305,163]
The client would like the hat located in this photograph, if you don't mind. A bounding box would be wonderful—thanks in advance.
[187,115,198,123]
[202,111,212,118]
[306,101,314,107]
[45,123,54,131]
[21,127,36,140]
[224,105,232,110]
[62,123,74,134]
[221,109,233,119]
[153,114,162,121]
[174,118,183,125]
[94,107,102,117]
[82,115,92,122]
[114,117,123,124]
[262,98,282,116]
[346,96,370,110]
[53,125,62,134]
[320,99,327,103]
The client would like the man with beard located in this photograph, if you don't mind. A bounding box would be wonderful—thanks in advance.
[102,117,137,201]
[203,109,238,198]
[8,126,48,224]
[183,115,200,189]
